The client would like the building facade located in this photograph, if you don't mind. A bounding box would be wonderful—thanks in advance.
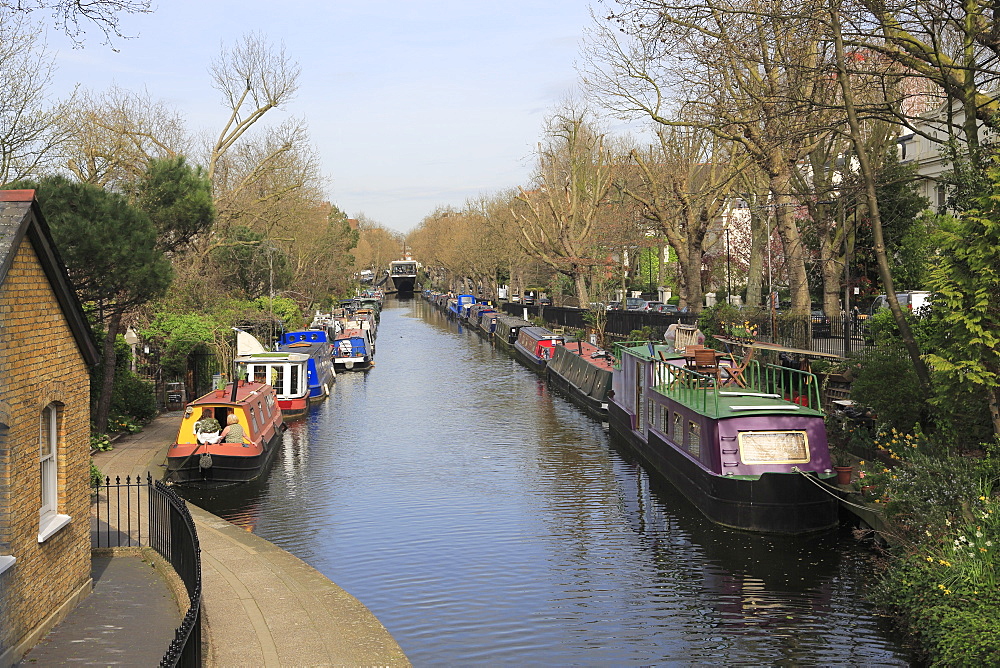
[0,190,99,667]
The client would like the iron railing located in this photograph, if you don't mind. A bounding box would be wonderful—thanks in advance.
[91,475,202,667]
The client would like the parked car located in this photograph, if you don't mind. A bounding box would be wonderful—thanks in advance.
[811,309,831,337]
[607,301,621,310]
[625,297,646,310]
[870,291,931,315]
[641,301,664,312]
[654,304,679,314]
[510,294,521,303]
[539,297,552,305]
[522,295,535,305]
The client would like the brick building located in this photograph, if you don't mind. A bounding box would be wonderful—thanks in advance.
[0,190,99,666]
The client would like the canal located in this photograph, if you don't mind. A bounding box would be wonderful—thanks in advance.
[183,297,911,666]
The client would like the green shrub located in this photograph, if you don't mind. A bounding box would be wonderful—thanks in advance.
[90,433,112,452]
[90,460,104,488]
[110,372,157,424]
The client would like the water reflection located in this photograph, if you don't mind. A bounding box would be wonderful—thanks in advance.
[181,298,910,666]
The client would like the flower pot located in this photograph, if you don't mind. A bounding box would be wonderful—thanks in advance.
[834,466,853,485]
[215,389,225,398]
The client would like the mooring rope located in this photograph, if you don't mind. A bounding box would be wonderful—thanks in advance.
[793,467,882,513]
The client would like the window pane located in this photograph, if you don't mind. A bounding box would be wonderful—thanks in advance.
[40,406,54,459]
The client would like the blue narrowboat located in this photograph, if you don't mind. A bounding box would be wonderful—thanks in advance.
[447,294,476,318]
[276,330,336,401]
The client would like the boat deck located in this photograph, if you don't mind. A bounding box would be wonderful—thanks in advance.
[618,342,825,419]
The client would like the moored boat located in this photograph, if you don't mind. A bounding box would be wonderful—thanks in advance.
[333,328,375,371]
[608,342,839,534]
[276,330,336,401]
[166,381,286,485]
[512,326,564,373]
[235,351,311,419]
[388,258,418,293]
[545,339,615,418]
[493,313,532,350]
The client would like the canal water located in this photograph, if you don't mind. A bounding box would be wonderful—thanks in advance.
[183,297,911,666]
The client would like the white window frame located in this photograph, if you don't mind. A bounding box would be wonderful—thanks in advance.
[38,404,71,542]
[0,422,12,573]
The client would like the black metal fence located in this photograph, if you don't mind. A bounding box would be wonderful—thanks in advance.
[91,475,202,667]
[503,302,873,359]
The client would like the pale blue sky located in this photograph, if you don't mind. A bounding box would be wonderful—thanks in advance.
[47,1,602,233]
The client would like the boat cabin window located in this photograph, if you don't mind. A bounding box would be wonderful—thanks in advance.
[252,365,267,384]
[250,407,258,430]
[647,400,655,427]
[673,413,683,442]
[258,401,266,421]
[688,421,701,459]
[266,393,276,411]
[273,364,285,393]
[661,408,670,435]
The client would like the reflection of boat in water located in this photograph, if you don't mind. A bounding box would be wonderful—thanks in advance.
[166,381,286,485]
[236,352,311,419]
[608,342,839,535]
[276,330,336,401]
[388,258,417,293]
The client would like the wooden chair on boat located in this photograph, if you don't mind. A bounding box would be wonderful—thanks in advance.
[721,345,754,388]
[692,348,722,385]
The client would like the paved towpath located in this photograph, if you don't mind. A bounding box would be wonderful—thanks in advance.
[90,412,410,667]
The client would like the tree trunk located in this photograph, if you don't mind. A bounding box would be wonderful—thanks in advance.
[831,4,932,392]
[574,272,590,308]
[771,173,811,316]
[94,309,123,434]
[745,209,767,307]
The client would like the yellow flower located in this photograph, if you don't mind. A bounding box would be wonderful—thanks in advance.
[926,556,934,562]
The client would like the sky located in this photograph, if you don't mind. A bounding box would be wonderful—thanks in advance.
[45,1,607,234]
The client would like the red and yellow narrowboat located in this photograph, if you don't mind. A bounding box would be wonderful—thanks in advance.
[166,381,286,485]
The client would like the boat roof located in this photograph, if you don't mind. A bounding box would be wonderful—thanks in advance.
[519,326,562,341]
[236,352,309,363]
[188,381,274,407]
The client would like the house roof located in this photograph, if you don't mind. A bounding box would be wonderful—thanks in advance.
[0,190,100,367]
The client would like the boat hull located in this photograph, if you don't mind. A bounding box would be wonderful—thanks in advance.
[608,400,840,534]
[278,397,308,418]
[167,430,284,485]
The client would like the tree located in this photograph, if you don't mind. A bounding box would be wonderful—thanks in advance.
[924,162,1000,436]
[586,0,841,314]
[0,12,66,184]
[127,156,215,253]
[514,107,614,307]
[206,32,300,186]
[26,175,172,432]
[620,126,743,311]
[3,0,152,45]
[59,85,190,187]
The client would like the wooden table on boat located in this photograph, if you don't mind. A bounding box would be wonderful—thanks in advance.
[713,337,843,360]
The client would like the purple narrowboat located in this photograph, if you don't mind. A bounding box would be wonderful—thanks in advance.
[608,342,839,534]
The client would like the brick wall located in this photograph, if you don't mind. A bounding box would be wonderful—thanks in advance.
[0,236,91,657]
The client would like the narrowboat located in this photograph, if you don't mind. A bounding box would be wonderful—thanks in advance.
[166,381,286,485]
[608,342,839,534]
[276,330,336,401]
[494,313,533,350]
[235,352,311,419]
[478,311,500,338]
[513,326,564,373]
[447,294,476,318]
[545,339,615,418]
[333,328,375,371]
